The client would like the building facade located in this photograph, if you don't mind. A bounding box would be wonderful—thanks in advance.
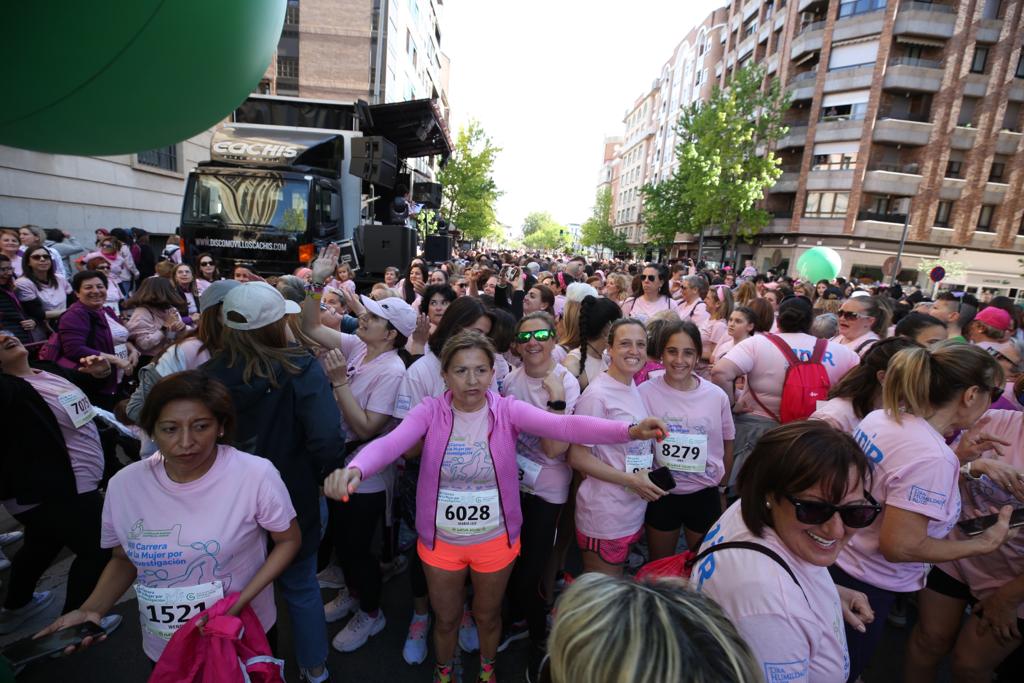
[603,0,1024,298]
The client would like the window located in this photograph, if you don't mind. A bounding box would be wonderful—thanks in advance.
[285,1,299,26]
[138,145,178,172]
[1003,101,1021,131]
[803,191,850,218]
[743,18,757,38]
[812,152,858,170]
[277,56,299,79]
[838,0,887,18]
[989,161,1006,182]
[828,40,880,70]
[1019,213,1024,236]
[821,102,868,121]
[958,97,979,127]
[971,46,989,74]
[934,200,953,227]
[946,160,963,178]
[977,204,995,231]
[1017,53,1024,78]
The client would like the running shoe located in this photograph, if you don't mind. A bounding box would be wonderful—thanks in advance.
[0,592,54,634]
[380,554,409,583]
[477,655,497,682]
[403,613,430,665]
[323,587,357,623]
[433,661,455,683]
[0,531,24,546]
[317,564,346,590]
[497,619,528,652]
[458,609,480,653]
[331,609,386,652]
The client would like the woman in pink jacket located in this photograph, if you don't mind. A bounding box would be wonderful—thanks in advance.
[324,330,666,683]
[124,277,190,359]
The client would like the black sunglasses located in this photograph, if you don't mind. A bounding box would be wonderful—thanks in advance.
[837,310,867,321]
[515,329,555,343]
[200,260,214,266]
[30,253,51,260]
[642,274,659,282]
[785,492,881,528]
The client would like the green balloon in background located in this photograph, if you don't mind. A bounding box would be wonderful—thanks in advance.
[0,1,285,155]
[796,246,842,282]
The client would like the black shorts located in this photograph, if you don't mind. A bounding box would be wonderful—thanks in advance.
[645,486,721,534]
[926,566,975,603]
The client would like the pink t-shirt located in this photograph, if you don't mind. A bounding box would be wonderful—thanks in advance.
[940,409,1024,617]
[638,375,735,493]
[723,333,860,420]
[500,363,582,504]
[574,372,652,539]
[837,411,961,592]
[15,275,72,313]
[830,331,879,357]
[437,405,505,545]
[550,344,569,365]
[620,295,677,323]
[394,348,498,418]
[336,332,405,495]
[679,298,710,327]
[691,502,850,683]
[101,446,296,660]
[711,337,736,365]
[810,397,861,434]
[699,318,729,352]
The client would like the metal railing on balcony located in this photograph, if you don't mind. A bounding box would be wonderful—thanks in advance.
[900,0,955,12]
[868,162,921,173]
[888,56,943,69]
[858,210,908,223]
[791,70,819,82]
[828,62,875,72]
[839,0,888,19]
[800,20,827,34]
[877,110,931,122]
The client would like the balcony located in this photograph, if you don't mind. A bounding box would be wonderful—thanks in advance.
[777,125,809,149]
[883,58,944,92]
[791,23,825,60]
[873,117,934,145]
[807,169,855,191]
[738,33,756,60]
[815,119,866,142]
[983,183,1008,205]
[1009,82,1024,102]
[996,130,1023,155]
[857,211,908,225]
[950,126,978,150]
[894,1,957,40]
[940,177,965,200]
[823,65,875,93]
[833,8,887,43]
[863,165,923,196]
[799,0,827,11]
[788,70,818,100]
[977,19,1004,43]
[770,166,800,193]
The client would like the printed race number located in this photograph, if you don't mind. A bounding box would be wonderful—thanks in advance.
[517,454,542,494]
[436,489,501,536]
[58,388,95,429]
[135,580,223,640]
[655,433,709,474]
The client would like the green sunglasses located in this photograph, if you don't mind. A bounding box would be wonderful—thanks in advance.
[515,329,555,343]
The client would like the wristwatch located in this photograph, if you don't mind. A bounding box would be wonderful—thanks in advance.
[546,400,567,411]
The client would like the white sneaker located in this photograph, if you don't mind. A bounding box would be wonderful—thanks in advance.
[317,564,346,590]
[458,608,479,653]
[324,588,357,623]
[331,609,386,652]
[0,531,24,546]
[402,614,430,665]
[0,592,55,635]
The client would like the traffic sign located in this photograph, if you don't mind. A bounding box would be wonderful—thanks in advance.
[929,266,945,283]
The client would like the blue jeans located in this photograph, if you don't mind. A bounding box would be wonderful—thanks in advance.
[276,553,329,672]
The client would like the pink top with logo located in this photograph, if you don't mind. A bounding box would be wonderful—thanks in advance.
[723,332,859,420]
[437,406,505,545]
[837,410,961,592]
[691,502,850,682]
[940,409,1024,616]
[574,372,652,539]
[101,446,296,660]
[336,332,405,494]
[638,375,734,493]
[810,396,861,434]
[500,363,581,504]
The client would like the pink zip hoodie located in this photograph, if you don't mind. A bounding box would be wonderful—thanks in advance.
[349,390,633,549]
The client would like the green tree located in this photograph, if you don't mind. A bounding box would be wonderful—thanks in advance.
[580,186,626,255]
[522,219,568,251]
[521,211,555,239]
[437,121,502,242]
[642,64,790,261]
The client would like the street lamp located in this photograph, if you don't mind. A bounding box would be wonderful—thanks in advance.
[891,197,912,287]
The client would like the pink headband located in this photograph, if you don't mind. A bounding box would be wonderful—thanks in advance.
[713,284,728,302]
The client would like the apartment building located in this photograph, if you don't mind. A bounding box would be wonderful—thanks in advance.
[615,86,659,245]
[606,0,1024,298]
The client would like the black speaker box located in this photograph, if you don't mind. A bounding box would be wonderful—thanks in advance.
[349,136,398,188]
[413,182,443,209]
[357,224,418,275]
[424,234,451,263]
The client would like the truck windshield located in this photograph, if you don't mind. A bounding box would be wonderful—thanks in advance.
[185,173,310,232]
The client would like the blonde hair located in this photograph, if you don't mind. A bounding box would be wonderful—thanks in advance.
[734,280,758,307]
[548,574,761,683]
[604,272,630,302]
[557,298,582,349]
[217,318,306,387]
[882,344,1003,423]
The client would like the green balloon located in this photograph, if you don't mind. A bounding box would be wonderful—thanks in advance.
[0,1,285,155]
[796,247,842,282]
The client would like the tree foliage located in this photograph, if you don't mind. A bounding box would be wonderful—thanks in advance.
[642,64,790,257]
[521,211,568,251]
[580,186,626,255]
[437,121,502,242]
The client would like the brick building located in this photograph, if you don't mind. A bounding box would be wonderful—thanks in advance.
[605,0,1024,298]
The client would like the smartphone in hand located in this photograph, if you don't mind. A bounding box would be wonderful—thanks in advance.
[2,621,107,668]
[957,507,1024,535]
[649,466,677,492]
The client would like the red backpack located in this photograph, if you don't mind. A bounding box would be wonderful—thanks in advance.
[750,333,831,423]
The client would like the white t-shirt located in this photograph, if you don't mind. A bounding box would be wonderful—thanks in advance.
[638,375,734,493]
[809,397,861,434]
[723,333,859,420]
[837,410,961,592]
[574,372,651,539]
[691,502,850,683]
[500,363,581,504]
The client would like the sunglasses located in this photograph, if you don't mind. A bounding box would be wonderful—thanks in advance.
[30,253,51,260]
[785,493,881,528]
[642,274,659,282]
[200,260,214,266]
[837,310,868,321]
[515,329,555,343]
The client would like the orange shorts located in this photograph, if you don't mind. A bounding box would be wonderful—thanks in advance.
[418,534,521,573]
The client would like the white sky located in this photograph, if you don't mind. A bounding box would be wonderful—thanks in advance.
[442,0,726,234]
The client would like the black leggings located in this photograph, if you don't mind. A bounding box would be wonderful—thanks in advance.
[509,493,563,644]
[7,490,110,613]
[332,491,386,613]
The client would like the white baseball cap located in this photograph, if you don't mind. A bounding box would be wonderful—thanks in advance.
[198,279,241,312]
[360,295,417,337]
[221,281,301,330]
